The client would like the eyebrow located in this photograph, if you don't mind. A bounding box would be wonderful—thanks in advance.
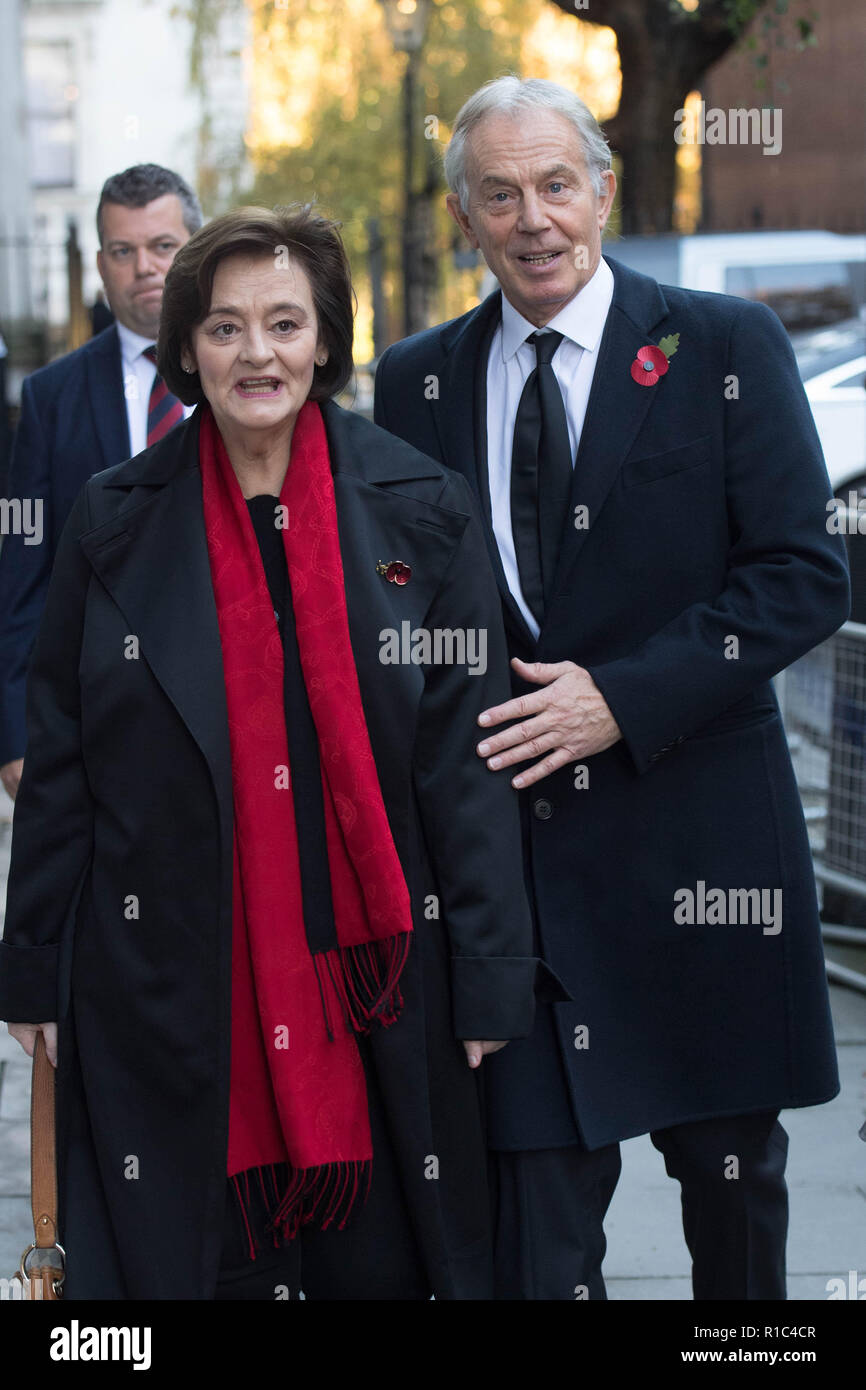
[479,163,578,188]
[204,301,308,318]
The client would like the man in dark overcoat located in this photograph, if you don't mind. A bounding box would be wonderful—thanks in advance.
[0,164,199,802]
[374,76,850,1300]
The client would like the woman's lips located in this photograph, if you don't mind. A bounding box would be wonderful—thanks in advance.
[234,378,283,397]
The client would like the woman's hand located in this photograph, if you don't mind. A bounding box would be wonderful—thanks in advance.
[462,1040,507,1069]
[7,1022,58,1068]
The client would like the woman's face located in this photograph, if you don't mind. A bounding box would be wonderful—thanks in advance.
[186,252,326,438]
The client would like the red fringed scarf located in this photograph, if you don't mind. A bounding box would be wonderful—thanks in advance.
[199,401,413,1255]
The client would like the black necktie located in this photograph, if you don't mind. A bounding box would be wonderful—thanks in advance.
[510,331,573,627]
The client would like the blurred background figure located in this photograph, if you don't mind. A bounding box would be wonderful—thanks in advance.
[0,326,11,496]
[90,290,114,336]
[0,164,202,801]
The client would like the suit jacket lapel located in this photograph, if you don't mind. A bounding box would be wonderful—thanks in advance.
[542,257,670,627]
[84,324,131,470]
[430,261,670,650]
[435,291,537,650]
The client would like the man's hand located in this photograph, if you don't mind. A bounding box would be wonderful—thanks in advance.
[0,758,23,801]
[7,1021,58,1068]
[463,1040,508,1069]
[476,658,621,789]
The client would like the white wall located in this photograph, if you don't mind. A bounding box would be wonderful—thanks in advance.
[21,0,250,329]
[0,0,34,326]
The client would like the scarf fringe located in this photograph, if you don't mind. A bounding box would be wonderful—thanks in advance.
[314,932,412,1040]
[231,1160,373,1259]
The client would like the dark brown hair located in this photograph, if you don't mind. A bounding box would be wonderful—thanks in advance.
[157,203,355,405]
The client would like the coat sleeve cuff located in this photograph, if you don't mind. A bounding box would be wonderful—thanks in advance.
[0,942,59,1022]
[451,956,573,1040]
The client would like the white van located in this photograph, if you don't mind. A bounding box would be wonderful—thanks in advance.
[597,230,866,493]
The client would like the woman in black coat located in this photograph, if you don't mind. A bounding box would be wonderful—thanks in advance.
[0,205,560,1300]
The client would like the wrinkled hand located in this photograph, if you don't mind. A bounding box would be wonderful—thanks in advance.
[462,1040,508,1069]
[1,758,23,801]
[7,1021,58,1068]
[476,658,621,789]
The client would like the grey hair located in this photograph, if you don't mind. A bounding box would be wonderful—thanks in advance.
[443,75,612,211]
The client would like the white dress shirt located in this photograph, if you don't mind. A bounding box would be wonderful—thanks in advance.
[116,321,195,457]
[485,255,615,639]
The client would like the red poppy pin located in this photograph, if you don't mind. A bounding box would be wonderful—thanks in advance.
[376,560,412,586]
[630,333,680,386]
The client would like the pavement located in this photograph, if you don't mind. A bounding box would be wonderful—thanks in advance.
[1,788,865,1298]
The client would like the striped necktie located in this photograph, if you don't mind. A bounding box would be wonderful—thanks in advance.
[143,345,185,446]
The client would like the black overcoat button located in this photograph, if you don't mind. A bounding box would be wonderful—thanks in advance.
[533,798,554,820]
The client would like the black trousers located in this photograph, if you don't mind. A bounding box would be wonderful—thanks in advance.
[489,1110,788,1300]
[215,1039,430,1301]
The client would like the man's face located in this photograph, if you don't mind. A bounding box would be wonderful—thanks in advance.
[446,109,616,327]
[97,194,191,338]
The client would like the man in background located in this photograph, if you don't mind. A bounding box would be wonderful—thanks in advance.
[0,164,201,799]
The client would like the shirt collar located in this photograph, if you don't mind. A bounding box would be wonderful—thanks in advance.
[499,254,614,364]
[116,319,158,367]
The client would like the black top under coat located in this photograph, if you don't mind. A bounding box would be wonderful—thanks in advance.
[245,495,337,959]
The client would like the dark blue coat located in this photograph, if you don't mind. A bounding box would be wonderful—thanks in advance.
[374,255,851,1150]
[0,326,129,766]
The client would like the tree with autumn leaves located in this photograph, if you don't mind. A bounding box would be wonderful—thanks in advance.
[189,0,818,341]
[547,0,817,234]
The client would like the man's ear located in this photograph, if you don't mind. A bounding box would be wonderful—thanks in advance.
[446,193,481,251]
[96,248,106,285]
[597,169,617,231]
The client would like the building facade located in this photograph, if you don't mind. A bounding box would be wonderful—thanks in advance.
[700,0,865,234]
[0,0,251,395]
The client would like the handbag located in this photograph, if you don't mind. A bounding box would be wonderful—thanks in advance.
[10,1030,65,1299]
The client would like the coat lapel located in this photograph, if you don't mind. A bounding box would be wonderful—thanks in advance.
[542,257,670,622]
[83,325,131,470]
[320,399,475,660]
[435,292,537,649]
[79,412,233,833]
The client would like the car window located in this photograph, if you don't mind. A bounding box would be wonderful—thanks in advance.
[725,261,857,331]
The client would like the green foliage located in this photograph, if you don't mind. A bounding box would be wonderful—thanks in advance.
[176,0,238,93]
[722,0,820,85]
[241,0,539,273]
[723,0,775,31]
[175,0,247,216]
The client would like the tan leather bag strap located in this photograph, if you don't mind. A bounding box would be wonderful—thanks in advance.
[30,1032,58,1249]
